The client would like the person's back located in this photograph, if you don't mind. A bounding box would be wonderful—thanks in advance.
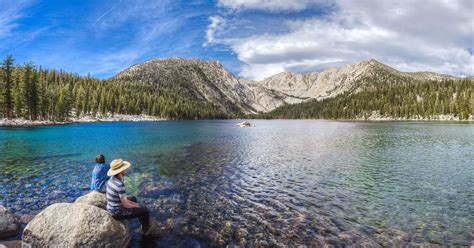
[90,154,110,193]
[106,175,126,213]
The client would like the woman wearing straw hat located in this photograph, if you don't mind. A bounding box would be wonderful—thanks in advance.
[106,159,158,237]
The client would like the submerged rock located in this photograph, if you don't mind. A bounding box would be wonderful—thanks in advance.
[22,203,130,248]
[0,205,20,239]
[140,219,170,238]
[19,214,36,225]
[142,181,176,197]
[236,228,248,239]
[75,191,107,210]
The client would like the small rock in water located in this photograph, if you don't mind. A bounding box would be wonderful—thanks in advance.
[0,205,20,239]
[255,239,269,248]
[236,228,248,239]
[217,239,226,246]
[220,221,233,239]
[142,219,170,238]
[142,181,176,197]
[19,214,36,225]
[165,218,175,230]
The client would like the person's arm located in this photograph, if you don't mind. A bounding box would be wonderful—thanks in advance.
[120,197,140,208]
[115,177,139,209]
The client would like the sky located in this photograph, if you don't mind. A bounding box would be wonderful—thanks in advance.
[0,0,473,80]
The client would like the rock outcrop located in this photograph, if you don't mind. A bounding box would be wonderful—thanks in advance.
[0,205,20,239]
[115,58,257,115]
[22,203,130,248]
[75,191,107,210]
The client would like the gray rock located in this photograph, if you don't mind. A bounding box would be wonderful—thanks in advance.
[19,215,36,225]
[0,205,20,239]
[22,203,130,248]
[141,220,170,238]
[236,228,248,239]
[75,191,107,210]
[0,240,21,248]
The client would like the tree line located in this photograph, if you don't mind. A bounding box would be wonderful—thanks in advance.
[2,55,472,121]
[0,55,229,121]
[254,77,473,120]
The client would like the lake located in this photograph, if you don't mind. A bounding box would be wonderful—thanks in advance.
[0,120,473,247]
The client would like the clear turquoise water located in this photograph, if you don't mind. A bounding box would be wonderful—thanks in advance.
[0,120,473,247]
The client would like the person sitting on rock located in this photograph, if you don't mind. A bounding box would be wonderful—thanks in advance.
[106,159,158,238]
[90,154,110,193]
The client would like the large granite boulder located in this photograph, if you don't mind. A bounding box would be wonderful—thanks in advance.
[75,191,107,210]
[22,203,130,248]
[0,205,20,239]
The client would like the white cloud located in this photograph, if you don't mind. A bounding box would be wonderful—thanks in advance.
[218,0,326,12]
[204,16,225,47]
[210,0,474,80]
[0,0,32,39]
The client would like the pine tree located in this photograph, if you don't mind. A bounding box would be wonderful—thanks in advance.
[1,55,14,119]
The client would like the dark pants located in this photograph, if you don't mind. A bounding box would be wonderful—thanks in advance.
[112,196,150,231]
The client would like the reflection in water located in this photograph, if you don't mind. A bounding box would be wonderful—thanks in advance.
[0,120,473,246]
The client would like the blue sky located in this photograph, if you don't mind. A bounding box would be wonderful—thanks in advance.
[1,0,473,80]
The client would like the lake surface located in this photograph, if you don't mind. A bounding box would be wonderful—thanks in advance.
[0,120,473,247]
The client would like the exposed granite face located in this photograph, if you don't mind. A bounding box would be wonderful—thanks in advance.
[115,58,459,114]
[240,59,459,112]
[22,203,130,248]
[74,191,107,210]
[0,205,20,239]
[115,58,257,115]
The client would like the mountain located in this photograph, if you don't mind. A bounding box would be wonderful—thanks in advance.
[115,58,461,115]
[243,59,459,112]
[115,58,256,116]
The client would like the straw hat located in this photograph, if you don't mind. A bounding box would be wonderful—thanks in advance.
[107,159,131,176]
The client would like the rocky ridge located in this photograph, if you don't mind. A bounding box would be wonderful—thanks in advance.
[243,59,460,112]
[115,58,256,115]
[116,58,461,113]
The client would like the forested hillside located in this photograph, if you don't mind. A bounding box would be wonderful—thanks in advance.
[254,77,473,120]
[0,55,234,121]
[1,55,472,122]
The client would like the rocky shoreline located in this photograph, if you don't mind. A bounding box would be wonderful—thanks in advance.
[2,113,472,128]
[0,114,166,127]
[357,113,474,122]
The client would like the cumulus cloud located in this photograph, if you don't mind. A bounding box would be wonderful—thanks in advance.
[210,0,474,80]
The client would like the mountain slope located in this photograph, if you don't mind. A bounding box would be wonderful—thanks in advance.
[255,78,473,120]
[115,58,256,116]
[242,59,459,112]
